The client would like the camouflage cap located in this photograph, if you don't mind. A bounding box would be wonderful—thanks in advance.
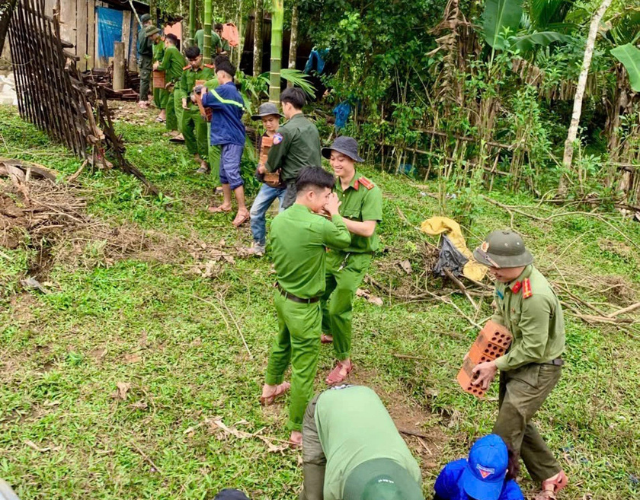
[473,230,533,268]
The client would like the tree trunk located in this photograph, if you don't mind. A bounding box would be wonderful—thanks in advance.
[188,0,197,48]
[287,1,299,88]
[253,0,263,76]
[269,0,283,104]
[0,0,18,56]
[560,0,613,193]
[113,42,125,90]
[235,0,245,70]
[203,0,212,63]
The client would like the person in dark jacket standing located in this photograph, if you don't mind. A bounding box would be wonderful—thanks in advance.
[136,14,154,108]
[200,57,249,227]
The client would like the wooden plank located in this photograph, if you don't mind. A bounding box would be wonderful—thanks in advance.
[59,0,77,51]
[44,0,55,17]
[87,0,96,69]
[129,16,138,71]
[122,10,131,67]
[93,3,103,68]
[77,0,88,71]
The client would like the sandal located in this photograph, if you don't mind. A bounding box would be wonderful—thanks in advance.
[208,205,232,214]
[321,334,333,344]
[232,212,250,228]
[259,382,291,406]
[155,117,165,123]
[326,360,353,385]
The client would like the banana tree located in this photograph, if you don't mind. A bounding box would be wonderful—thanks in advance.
[269,0,284,103]
[611,43,640,92]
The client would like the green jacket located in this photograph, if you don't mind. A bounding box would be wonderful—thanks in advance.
[137,27,152,58]
[270,204,351,299]
[156,45,186,83]
[266,113,322,182]
[195,29,231,54]
[335,172,383,254]
[152,40,164,62]
[492,265,565,371]
[315,386,423,500]
[179,64,214,111]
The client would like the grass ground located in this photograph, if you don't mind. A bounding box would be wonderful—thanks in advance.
[1,104,639,500]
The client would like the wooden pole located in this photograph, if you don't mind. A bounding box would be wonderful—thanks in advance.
[113,41,125,90]
[252,0,263,76]
[286,1,298,88]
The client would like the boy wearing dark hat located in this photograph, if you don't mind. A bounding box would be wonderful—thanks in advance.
[200,57,249,227]
[300,385,423,500]
[471,231,568,500]
[244,102,284,256]
[180,46,214,172]
[321,137,382,385]
[137,17,155,108]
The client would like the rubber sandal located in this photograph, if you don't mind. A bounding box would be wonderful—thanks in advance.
[232,212,250,228]
[155,117,165,123]
[169,136,185,143]
[326,361,353,385]
[259,382,291,406]
[321,334,333,344]
[208,206,232,214]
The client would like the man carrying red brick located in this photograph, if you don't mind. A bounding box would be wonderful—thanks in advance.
[471,230,568,500]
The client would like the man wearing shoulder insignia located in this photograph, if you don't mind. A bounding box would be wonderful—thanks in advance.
[264,88,321,209]
[472,230,568,500]
[320,137,383,385]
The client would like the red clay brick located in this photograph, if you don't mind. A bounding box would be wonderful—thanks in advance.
[457,358,486,398]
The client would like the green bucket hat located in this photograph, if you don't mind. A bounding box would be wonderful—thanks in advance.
[473,230,533,269]
[251,102,283,121]
[145,25,161,37]
[343,458,424,500]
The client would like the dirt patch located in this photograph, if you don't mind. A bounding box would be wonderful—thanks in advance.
[374,242,441,297]
[599,275,638,306]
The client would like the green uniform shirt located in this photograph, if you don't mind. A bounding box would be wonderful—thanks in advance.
[266,113,322,182]
[492,265,565,371]
[336,172,383,253]
[152,40,164,62]
[315,386,423,500]
[137,27,152,58]
[270,204,351,299]
[195,29,231,54]
[156,45,186,83]
[179,65,214,112]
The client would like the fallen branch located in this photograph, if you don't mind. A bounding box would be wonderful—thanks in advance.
[443,268,479,312]
[393,353,429,361]
[398,428,430,439]
[129,442,164,475]
[607,302,640,318]
[217,292,254,360]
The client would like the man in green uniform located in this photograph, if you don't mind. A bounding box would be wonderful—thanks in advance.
[320,137,383,385]
[153,33,185,134]
[301,385,424,500]
[264,87,321,209]
[136,15,154,108]
[151,30,168,122]
[195,23,231,55]
[260,167,351,446]
[179,46,214,172]
[471,230,568,500]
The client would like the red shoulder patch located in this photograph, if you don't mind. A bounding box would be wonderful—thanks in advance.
[182,64,191,70]
[522,278,533,299]
[204,64,215,69]
[358,177,374,190]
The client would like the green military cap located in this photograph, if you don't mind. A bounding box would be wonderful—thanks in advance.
[473,230,533,268]
[145,25,161,37]
[140,14,151,23]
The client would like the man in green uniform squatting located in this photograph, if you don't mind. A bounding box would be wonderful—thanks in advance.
[136,15,154,108]
[195,23,231,55]
[153,34,185,135]
[264,88,321,210]
[260,167,351,447]
[300,385,423,500]
[320,137,383,385]
[179,46,214,172]
[471,230,568,500]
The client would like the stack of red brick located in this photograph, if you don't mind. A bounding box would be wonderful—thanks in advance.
[457,320,512,398]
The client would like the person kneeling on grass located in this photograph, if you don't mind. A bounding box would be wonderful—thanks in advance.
[300,385,423,500]
[434,434,524,500]
[198,56,250,228]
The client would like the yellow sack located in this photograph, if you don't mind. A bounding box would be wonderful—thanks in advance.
[420,216,487,282]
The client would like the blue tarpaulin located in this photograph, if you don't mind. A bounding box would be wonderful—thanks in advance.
[97,7,123,59]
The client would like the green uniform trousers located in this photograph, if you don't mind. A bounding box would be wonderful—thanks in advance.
[153,86,169,110]
[165,91,179,131]
[300,394,324,500]
[266,291,322,431]
[174,88,186,132]
[182,107,208,158]
[207,131,221,182]
[139,56,152,102]
[321,251,372,360]
[493,363,562,483]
